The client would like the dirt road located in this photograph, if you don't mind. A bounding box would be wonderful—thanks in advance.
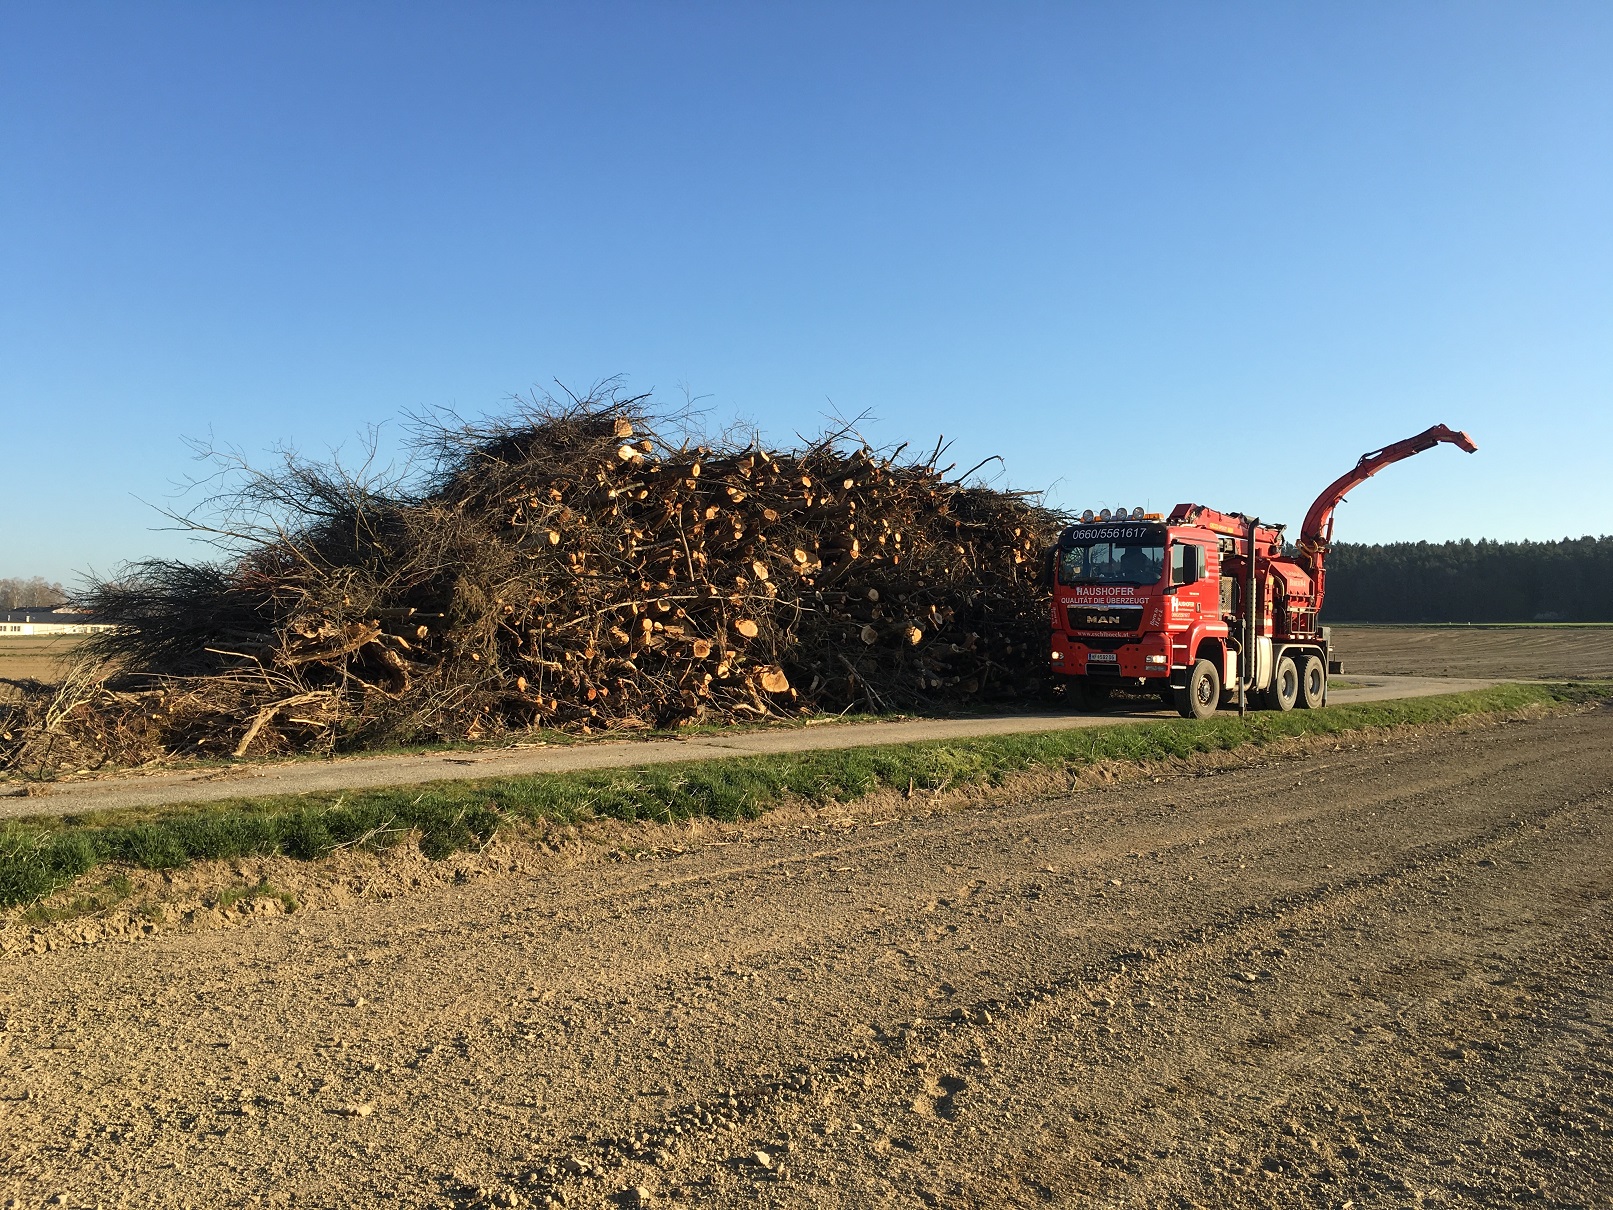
[1331,624,1613,680]
[3,704,1608,1208]
[2,675,1499,819]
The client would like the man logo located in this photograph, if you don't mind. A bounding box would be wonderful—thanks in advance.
[1067,605,1144,632]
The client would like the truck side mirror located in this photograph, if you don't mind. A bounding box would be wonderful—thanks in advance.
[1170,545,1202,586]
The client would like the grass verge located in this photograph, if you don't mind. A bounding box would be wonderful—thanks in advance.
[3,706,904,783]
[2,682,1606,910]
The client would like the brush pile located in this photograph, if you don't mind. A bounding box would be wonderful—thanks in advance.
[1,393,1062,771]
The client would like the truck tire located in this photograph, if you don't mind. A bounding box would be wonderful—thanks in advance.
[1297,654,1326,709]
[1265,655,1299,712]
[1173,659,1221,720]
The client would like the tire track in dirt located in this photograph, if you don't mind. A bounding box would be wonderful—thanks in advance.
[499,722,1612,1206]
[394,710,1594,956]
[2,709,1608,1209]
[511,806,1607,1205]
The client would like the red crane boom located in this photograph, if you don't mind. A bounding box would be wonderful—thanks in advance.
[1299,423,1478,553]
[1297,422,1478,607]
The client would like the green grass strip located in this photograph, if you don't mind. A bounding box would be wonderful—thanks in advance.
[2,682,1605,909]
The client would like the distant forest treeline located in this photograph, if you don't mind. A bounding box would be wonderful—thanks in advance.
[0,577,67,610]
[1322,537,1613,623]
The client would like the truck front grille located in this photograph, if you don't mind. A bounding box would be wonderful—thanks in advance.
[1066,605,1144,632]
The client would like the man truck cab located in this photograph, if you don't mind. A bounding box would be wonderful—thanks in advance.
[1046,425,1478,718]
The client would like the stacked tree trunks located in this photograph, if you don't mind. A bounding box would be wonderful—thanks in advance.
[0,398,1063,770]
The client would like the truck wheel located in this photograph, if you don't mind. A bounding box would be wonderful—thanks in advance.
[1297,654,1326,709]
[1265,655,1299,711]
[1173,659,1220,720]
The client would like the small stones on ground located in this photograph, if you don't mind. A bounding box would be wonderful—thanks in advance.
[334,1101,374,1117]
[752,1149,774,1169]
[461,1185,524,1209]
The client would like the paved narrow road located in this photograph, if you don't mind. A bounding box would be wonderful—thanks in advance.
[2,702,1608,1208]
[1,674,1499,818]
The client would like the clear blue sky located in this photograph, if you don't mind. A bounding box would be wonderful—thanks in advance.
[3,2,1610,588]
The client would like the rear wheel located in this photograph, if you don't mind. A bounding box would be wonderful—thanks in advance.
[1265,655,1299,711]
[1297,654,1326,709]
[1173,659,1221,720]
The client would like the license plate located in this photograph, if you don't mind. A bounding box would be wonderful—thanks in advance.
[1086,652,1118,663]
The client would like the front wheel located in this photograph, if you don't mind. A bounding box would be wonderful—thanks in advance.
[1173,658,1221,720]
[1297,654,1326,709]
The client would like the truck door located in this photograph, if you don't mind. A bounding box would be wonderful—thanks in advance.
[1169,542,1214,619]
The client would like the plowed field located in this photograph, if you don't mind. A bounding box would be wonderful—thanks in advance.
[1331,624,1613,680]
[3,704,1609,1208]
[0,637,86,699]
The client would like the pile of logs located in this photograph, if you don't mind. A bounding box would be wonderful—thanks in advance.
[2,399,1063,768]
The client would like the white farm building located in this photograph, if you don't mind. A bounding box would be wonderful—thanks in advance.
[0,608,119,637]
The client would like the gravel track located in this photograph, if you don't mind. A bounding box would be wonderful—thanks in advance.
[1,674,1498,819]
[2,704,1609,1208]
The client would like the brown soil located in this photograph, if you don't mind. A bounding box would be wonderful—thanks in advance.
[1332,624,1613,680]
[0,637,89,699]
[2,705,1608,1208]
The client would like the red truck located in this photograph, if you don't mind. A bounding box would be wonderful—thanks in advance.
[1048,424,1478,718]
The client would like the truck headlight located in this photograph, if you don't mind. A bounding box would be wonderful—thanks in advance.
[1145,655,1166,665]
[1051,651,1063,661]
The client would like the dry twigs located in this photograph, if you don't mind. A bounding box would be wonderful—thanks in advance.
[0,390,1062,771]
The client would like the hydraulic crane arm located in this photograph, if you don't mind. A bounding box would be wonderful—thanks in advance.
[1299,423,1478,556]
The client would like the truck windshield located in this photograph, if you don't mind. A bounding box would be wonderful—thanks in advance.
[1058,541,1165,587]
